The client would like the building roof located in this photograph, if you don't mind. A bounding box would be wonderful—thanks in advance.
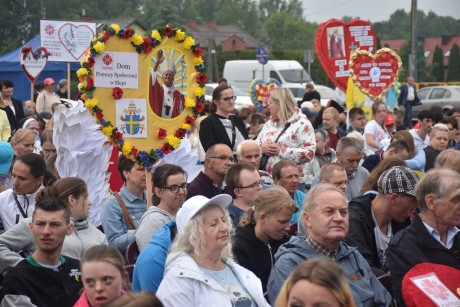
[184,22,261,49]
[381,36,460,65]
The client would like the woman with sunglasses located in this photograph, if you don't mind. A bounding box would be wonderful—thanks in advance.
[199,85,248,155]
[135,164,187,252]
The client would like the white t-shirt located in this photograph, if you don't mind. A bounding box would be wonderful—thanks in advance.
[409,129,429,151]
[372,209,392,271]
[364,119,390,153]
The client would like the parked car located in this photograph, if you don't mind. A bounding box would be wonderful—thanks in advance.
[204,83,254,110]
[398,85,460,120]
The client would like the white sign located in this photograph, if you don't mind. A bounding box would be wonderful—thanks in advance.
[116,99,147,138]
[40,20,96,62]
[410,272,460,306]
[94,52,139,89]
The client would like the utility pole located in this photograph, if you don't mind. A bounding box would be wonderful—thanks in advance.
[410,0,417,80]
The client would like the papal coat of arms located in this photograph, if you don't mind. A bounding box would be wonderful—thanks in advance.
[120,103,145,135]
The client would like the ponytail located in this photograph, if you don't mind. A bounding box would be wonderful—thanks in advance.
[239,207,256,227]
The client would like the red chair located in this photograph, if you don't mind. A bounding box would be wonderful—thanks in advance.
[125,241,139,265]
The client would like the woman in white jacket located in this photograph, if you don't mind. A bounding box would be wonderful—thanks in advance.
[0,177,106,270]
[156,195,270,307]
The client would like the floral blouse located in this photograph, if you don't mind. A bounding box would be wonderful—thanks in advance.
[256,109,316,182]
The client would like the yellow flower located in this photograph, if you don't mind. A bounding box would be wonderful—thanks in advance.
[193,56,203,66]
[77,68,89,77]
[91,37,97,43]
[111,24,120,34]
[84,97,99,109]
[93,42,105,54]
[166,135,181,149]
[80,57,88,66]
[181,123,191,130]
[184,97,196,108]
[183,36,195,50]
[194,87,205,97]
[174,30,185,41]
[78,82,84,90]
[102,126,113,138]
[131,34,143,46]
[122,143,133,155]
[150,30,161,41]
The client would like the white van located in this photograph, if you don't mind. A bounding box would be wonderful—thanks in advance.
[223,60,313,99]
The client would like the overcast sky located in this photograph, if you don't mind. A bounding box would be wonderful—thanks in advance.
[302,0,460,23]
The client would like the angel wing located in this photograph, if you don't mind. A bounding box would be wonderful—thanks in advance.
[53,100,112,226]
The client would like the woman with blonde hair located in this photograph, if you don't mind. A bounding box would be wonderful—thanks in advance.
[435,148,460,173]
[233,186,297,292]
[364,101,390,154]
[256,88,315,190]
[156,194,269,306]
[275,258,355,307]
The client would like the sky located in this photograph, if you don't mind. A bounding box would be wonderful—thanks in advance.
[302,0,460,23]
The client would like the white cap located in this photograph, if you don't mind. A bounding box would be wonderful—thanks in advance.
[176,195,232,234]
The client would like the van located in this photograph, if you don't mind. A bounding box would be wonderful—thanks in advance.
[223,60,313,99]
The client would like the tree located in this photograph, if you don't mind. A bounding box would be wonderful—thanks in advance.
[430,45,444,82]
[447,43,460,81]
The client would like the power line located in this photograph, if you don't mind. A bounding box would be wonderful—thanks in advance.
[304,0,356,18]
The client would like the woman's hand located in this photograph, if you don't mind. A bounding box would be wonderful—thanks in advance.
[261,141,281,156]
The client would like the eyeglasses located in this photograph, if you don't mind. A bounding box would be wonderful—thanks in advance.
[160,183,189,193]
[220,96,237,102]
[208,156,234,163]
[237,180,264,189]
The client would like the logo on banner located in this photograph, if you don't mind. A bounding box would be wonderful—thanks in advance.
[120,103,145,136]
[102,54,113,68]
[44,24,55,36]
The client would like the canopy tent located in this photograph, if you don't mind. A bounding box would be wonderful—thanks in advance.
[0,35,80,103]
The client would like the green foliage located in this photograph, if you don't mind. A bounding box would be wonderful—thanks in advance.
[430,45,444,82]
[447,44,460,81]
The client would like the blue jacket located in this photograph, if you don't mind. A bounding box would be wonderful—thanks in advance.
[100,185,147,254]
[132,221,176,294]
[267,236,392,306]
[290,190,305,224]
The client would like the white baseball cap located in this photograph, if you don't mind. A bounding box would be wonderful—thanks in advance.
[176,195,232,234]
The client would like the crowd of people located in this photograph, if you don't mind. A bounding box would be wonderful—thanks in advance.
[0,76,460,307]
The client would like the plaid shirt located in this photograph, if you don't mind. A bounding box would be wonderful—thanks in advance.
[305,235,339,260]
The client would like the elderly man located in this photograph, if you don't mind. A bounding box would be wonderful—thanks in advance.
[237,140,273,187]
[312,137,369,200]
[187,143,233,199]
[273,160,304,224]
[267,184,391,306]
[149,50,184,118]
[345,166,419,277]
[388,168,460,306]
[224,163,263,227]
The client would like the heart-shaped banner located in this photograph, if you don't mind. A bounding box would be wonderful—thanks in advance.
[349,48,402,101]
[315,18,376,92]
[58,23,95,60]
[20,46,49,83]
[249,78,282,111]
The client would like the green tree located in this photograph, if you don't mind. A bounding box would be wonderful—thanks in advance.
[263,12,313,50]
[430,45,444,82]
[447,43,460,81]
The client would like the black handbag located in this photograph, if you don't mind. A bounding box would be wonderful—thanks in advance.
[259,123,291,171]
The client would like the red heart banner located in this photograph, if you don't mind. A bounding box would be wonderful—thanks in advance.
[315,18,376,92]
[249,78,282,111]
[349,48,402,101]
[20,46,49,83]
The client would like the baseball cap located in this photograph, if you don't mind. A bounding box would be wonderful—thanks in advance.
[378,166,419,196]
[43,78,55,85]
[0,142,14,175]
[385,114,395,126]
[176,194,232,234]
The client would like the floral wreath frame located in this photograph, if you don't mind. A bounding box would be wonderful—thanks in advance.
[77,24,207,170]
